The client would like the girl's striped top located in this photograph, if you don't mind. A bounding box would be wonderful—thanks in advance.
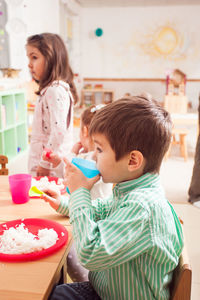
[57,172,184,300]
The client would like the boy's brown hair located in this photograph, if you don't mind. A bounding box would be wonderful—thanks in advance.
[27,33,78,104]
[89,96,172,173]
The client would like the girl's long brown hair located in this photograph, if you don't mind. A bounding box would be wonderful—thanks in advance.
[27,33,78,104]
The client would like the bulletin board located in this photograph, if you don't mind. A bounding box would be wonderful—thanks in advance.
[0,0,9,68]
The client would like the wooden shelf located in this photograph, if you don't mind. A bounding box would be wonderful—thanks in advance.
[81,89,114,107]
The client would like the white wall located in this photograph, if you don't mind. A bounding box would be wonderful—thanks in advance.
[80,5,200,108]
[5,0,82,80]
[6,0,60,78]
[80,5,200,79]
[25,0,60,36]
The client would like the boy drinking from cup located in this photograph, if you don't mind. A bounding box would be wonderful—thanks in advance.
[43,96,183,300]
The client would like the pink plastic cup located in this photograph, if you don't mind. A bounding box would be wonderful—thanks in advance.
[8,173,32,204]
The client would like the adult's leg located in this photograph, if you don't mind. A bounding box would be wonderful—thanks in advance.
[49,282,101,300]
[188,135,200,202]
[188,93,200,203]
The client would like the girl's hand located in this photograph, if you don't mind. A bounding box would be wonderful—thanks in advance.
[71,141,83,155]
[36,165,50,176]
[63,157,100,194]
[41,188,61,210]
[42,150,61,168]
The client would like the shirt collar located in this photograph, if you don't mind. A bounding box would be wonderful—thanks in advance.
[40,80,70,96]
[113,172,161,195]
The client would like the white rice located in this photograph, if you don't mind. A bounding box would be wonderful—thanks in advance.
[31,176,64,194]
[0,223,58,254]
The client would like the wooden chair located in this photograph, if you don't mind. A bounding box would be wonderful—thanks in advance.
[0,155,8,175]
[170,233,192,300]
[164,92,189,161]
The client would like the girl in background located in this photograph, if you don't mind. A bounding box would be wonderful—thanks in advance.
[26,33,78,177]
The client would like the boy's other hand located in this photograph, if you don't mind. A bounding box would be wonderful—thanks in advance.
[63,157,100,194]
[41,188,61,210]
[42,150,61,168]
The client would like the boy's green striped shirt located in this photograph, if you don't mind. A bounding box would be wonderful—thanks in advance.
[57,173,183,299]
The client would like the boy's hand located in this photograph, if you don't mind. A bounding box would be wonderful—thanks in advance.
[63,157,100,194]
[42,149,61,168]
[71,141,83,155]
[41,188,61,210]
[36,165,50,176]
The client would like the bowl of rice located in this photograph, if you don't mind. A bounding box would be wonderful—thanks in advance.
[0,218,68,261]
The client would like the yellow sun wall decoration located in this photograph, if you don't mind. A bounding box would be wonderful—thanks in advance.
[154,26,178,55]
[141,23,185,60]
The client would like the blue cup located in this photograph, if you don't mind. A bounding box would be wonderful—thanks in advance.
[66,157,100,194]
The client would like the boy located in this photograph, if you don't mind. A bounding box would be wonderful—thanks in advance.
[44,96,183,300]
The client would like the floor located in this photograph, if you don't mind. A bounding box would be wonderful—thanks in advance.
[7,141,200,299]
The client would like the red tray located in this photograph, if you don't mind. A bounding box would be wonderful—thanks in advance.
[0,218,68,262]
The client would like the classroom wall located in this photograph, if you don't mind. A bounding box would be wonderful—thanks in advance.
[3,2,200,108]
[80,5,200,79]
[4,0,82,80]
[80,5,200,108]
[5,0,60,78]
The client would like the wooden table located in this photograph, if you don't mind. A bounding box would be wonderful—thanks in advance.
[171,113,198,127]
[0,176,73,300]
[171,113,198,137]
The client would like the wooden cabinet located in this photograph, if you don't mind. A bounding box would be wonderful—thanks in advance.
[81,89,114,107]
[0,89,28,160]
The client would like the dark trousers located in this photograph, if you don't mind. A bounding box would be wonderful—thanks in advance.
[49,282,101,300]
[188,93,200,203]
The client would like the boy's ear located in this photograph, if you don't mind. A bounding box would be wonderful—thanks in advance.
[128,150,144,171]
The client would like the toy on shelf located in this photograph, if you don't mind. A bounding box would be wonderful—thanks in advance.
[166,69,186,96]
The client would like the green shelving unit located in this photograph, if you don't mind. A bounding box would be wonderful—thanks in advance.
[0,89,28,160]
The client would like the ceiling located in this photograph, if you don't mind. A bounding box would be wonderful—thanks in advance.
[75,0,200,7]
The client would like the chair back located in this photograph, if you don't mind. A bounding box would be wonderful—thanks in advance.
[170,241,192,300]
[0,155,8,175]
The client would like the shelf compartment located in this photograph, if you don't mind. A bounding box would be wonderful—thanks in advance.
[1,94,15,128]
[0,132,4,154]
[16,124,28,153]
[83,92,94,106]
[0,89,28,160]
[4,128,17,159]
[103,92,113,104]
[94,92,103,105]
[15,92,26,123]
